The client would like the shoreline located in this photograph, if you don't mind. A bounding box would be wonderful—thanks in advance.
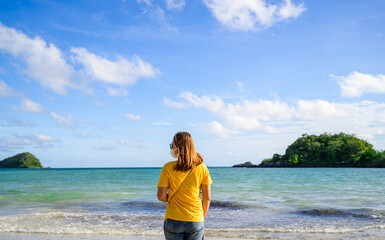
[0,233,273,240]
[1,229,383,240]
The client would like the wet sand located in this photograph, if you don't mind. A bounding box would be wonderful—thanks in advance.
[1,230,383,240]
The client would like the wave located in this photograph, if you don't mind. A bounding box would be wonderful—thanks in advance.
[121,201,166,210]
[1,209,385,237]
[0,211,163,236]
[207,224,385,234]
[121,200,251,209]
[0,211,385,236]
[298,208,385,220]
[210,200,251,209]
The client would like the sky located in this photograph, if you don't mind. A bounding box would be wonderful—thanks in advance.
[0,0,385,167]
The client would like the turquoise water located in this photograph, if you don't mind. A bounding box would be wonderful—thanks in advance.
[1,167,385,239]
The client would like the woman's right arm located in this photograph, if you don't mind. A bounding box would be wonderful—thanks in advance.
[201,184,211,219]
[157,187,168,202]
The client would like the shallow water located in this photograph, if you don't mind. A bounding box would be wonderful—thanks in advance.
[0,167,384,239]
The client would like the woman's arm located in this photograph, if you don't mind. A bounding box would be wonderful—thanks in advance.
[201,184,211,219]
[157,187,168,202]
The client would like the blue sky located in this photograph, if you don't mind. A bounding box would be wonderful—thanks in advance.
[1,0,385,167]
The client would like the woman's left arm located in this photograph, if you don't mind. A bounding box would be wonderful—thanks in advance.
[157,187,168,202]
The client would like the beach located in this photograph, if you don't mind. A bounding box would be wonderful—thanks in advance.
[1,229,384,240]
[1,167,384,239]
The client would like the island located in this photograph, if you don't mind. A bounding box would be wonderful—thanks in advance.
[233,133,385,168]
[0,152,44,168]
[232,161,259,168]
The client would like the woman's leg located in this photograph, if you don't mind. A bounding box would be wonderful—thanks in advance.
[163,219,184,240]
[185,221,204,240]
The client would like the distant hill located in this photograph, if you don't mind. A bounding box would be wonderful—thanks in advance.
[234,133,385,168]
[0,152,43,168]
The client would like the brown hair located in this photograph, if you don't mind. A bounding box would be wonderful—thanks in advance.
[173,132,203,171]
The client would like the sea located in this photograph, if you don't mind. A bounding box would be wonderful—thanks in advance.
[0,167,384,239]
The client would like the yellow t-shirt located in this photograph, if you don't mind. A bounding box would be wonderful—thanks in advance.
[157,161,213,222]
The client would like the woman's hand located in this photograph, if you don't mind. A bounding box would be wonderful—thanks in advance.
[157,187,168,202]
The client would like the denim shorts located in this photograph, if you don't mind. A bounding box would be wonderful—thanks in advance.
[163,218,204,240]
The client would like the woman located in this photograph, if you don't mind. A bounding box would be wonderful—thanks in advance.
[157,132,212,240]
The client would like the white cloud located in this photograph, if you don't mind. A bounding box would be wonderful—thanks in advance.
[0,22,73,94]
[333,71,385,98]
[236,81,244,91]
[137,0,152,5]
[0,80,16,97]
[296,99,346,119]
[119,139,143,148]
[71,47,160,86]
[0,134,59,150]
[137,0,178,32]
[278,0,305,19]
[198,121,240,138]
[288,101,385,141]
[203,0,305,31]
[34,134,57,142]
[166,92,287,136]
[180,92,225,113]
[125,113,142,121]
[163,97,191,109]
[262,125,278,133]
[165,92,361,138]
[0,23,160,96]
[50,111,77,128]
[179,92,294,127]
[119,139,133,147]
[0,115,36,127]
[12,98,44,113]
[166,0,185,10]
[93,145,115,151]
[77,132,100,138]
[107,87,129,96]
[153,121,172,126]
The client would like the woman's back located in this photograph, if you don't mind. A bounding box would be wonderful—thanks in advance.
[158,161,212,222]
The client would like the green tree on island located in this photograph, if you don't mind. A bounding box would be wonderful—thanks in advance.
[260,133,385,167]
[0,152,43,168]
